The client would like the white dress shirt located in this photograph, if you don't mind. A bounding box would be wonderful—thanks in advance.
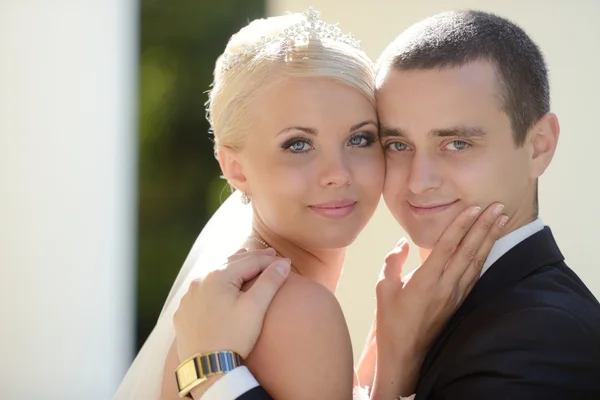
[201,366,260,399]
[202,218,545,400]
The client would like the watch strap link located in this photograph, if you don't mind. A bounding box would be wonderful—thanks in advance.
[176,350,243,398]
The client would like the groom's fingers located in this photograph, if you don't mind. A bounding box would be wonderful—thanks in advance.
[243,259,291,314]
[228,253,285,284]
[225,247,275,264]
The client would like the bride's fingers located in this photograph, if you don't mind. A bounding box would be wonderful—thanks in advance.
[442,203,505,284]
[422,205,484,279]
[378,238,409,282]
[457,214,509,294]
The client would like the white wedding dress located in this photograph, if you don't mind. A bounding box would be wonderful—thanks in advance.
[113,190,253,399]
[112,189,413,400]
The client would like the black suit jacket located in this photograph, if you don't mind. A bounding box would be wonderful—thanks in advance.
[236,386,273,400]
[237,227,600,400]
[416,227,600,399]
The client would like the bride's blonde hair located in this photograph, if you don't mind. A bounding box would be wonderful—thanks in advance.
[206,9,375,157]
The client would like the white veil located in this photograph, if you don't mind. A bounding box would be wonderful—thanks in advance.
[112,189,253,399]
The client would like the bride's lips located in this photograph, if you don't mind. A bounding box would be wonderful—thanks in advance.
[408,200,459,216]
[309,200,357,219]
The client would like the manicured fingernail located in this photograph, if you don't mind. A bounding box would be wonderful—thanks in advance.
[469,206,482,217]
[498,215,509,227]
[493,204,505,217]
[396,237,407,247]
[264,248,276,255]
[274,259,291,276]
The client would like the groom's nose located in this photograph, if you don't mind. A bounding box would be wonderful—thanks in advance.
[407,152,442,194]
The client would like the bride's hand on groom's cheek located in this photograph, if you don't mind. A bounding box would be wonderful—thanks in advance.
[372,202,508,396]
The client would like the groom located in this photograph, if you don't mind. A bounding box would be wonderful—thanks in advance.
[175,10,600,399]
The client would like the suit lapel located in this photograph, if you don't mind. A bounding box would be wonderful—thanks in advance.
[417,227,564,384]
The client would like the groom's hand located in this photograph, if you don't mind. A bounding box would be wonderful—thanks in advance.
[173,248,291,362]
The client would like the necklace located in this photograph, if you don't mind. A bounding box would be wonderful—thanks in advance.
[247,235,272,249]
[248,236,295,274]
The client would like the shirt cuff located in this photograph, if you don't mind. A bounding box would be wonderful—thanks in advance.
[201,366,259,400]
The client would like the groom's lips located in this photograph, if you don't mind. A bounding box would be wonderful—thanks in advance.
[309,200,356,219]
[408,200,459,216]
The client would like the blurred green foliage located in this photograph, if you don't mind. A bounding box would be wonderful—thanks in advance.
[137,0,265,350]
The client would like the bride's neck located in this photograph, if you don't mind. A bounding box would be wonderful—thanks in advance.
[246,227,346,293]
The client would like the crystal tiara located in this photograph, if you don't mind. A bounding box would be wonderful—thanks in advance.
[220,7,361,72]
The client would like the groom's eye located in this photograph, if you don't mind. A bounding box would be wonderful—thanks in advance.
[445,140,470,151]
[386,142,409,152]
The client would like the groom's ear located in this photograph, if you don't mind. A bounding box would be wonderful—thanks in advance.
[217,146,249,193]
[528,112,560,179]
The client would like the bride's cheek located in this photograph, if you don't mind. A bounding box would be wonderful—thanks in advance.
[356,155,385,186]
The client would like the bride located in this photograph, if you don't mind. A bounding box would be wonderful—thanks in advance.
[113,8,506,400]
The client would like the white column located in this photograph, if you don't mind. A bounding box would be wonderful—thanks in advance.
[0,1,137,398]
[269,0,600,360]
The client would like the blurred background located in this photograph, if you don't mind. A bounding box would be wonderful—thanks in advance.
[134,0,264,356]
[1,0,599,398]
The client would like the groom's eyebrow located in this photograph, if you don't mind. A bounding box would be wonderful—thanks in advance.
[379,125,408,138]
[430,127,487,138]
[379,125,487,139]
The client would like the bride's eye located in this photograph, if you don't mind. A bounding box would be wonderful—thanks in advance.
[348,132,376,147]
[291,142,307,152]
[282,137,314,153]
[349,136,362,146]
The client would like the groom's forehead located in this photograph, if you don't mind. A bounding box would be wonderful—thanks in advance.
[374,67,506,141]
[377,60,500,87]
[375,63,503,114]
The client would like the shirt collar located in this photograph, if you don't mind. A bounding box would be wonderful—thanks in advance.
[481,217,544,275]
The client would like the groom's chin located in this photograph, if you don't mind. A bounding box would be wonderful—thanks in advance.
[411,237,437,251]
[403,227,443,250]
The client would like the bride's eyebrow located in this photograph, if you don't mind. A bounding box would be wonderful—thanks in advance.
[276,120,378,136]
[349,120,378,132]
[277,126,318,136]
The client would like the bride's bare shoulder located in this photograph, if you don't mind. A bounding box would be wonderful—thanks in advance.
[244,273,354,400]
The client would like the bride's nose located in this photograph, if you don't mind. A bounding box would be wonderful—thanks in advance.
[318,151,351,187]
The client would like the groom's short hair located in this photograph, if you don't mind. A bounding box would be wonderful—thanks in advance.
[377,10,549,147]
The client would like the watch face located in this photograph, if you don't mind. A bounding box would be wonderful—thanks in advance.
[176,359,199,390]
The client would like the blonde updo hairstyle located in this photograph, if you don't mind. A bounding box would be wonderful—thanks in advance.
[206,11,376,158]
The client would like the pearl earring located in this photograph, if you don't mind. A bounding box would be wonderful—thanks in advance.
[241,193,251,205]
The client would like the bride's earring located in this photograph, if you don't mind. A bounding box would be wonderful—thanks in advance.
[241,192,251,205]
